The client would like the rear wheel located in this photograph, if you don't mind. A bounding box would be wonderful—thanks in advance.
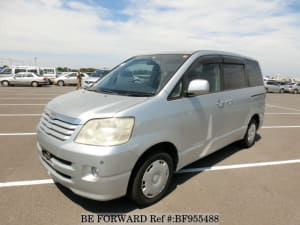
[294,89,299,94]
[279,89,284,93]
[1,80,9,87]
[128,152,173,206]
[31,81,39,87]
[241,119,258,148]
[57,80,64,86]
[265,88,268,93]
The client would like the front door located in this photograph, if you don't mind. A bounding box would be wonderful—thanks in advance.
[167,56,228,166]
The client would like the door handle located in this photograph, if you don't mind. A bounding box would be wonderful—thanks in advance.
[216,100,225,108]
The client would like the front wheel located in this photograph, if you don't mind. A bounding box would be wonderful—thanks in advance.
[241,119,258,148]
[31,81,39,87]
[57,80,64,86]
[128,152,173,206]
[1,80,9,87]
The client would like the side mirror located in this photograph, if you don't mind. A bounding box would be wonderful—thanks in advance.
[187,79,209,96]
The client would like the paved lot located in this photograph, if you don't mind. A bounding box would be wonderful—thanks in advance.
[0,86,299,225]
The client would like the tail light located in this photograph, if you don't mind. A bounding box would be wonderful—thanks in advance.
[43,77,47,81]
[289,85,293,88]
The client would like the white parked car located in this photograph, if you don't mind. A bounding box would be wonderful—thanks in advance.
[285,83,300,94]
[0,72,49,87]
[81,70,110,89]
[264,80,281,93]
[53,72,89,86]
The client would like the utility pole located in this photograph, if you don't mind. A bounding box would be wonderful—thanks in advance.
[34,57,37,66]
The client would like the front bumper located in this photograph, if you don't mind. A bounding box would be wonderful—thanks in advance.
[36,128,137,201]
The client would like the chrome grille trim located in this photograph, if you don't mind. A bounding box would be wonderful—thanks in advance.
[39,111,79,141]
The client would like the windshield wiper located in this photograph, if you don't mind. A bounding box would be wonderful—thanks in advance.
[121,92,155,97]
[88,88,120,95]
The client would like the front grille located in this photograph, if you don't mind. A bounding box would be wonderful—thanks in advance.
[42,150,72,166]
[39,112,78,141]
[42,158,72,179]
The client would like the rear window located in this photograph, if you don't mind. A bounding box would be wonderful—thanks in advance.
[245,60,263,87]
[223,64,247,90]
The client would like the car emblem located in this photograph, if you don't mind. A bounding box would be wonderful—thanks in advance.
[43,151,52,160]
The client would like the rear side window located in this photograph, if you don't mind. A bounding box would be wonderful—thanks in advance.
[223,64,247,90]
[245,60,263,87]
[67,73,77,78]
[15,69,26,73]
[43,69,55,74]
[267,81,278,85]
[28,69,37,74]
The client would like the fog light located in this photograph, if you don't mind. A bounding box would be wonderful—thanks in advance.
[91,167,100,177]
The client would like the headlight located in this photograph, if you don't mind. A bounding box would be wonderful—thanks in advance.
[75,117,134,146]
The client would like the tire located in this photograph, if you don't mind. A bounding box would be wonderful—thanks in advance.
[265,88,268,93]
[279,89,284,93]
[1,80,9,87]
[128,152,174,206]
[57,80,64,86]
[293,89,299,94]
[31,81,39,87]
[241,119,258,148]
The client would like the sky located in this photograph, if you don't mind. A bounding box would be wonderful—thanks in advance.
[0,0,300,77]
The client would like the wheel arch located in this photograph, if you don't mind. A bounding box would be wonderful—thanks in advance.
[1,80,10,85]
[126,142,178,193]
[250,114,260,128]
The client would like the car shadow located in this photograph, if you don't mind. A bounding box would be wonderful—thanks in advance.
[172,134,261,187]
[56,134,261,213]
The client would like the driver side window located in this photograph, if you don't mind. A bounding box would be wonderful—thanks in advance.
[186,63,221,93]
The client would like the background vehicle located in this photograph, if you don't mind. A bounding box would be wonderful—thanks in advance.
[0,66,57,82]
[81,69,110,88]
[53,72,89,86]
[40,67,57,83]
[278,81,289,93]
[37,50,265,206]
[264,80,281,93]
[285,82,300,94]
[0,72,49,87]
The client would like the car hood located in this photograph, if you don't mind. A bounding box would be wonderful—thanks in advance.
[46,90,148,124]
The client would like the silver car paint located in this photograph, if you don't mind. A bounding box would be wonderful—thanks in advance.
[0,73,48,86]
[37,50,265,201]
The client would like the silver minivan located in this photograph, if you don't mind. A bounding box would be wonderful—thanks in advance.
[37,50,265,206]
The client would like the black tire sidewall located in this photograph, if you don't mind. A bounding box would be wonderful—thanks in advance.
[129,152,173,206]
[242,119,258,148]
[2,81,9,86]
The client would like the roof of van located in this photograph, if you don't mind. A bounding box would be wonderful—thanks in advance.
[139,50,257,61]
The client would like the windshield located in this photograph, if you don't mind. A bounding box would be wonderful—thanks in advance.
[90,70,109,78]
[90,54,190,96]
